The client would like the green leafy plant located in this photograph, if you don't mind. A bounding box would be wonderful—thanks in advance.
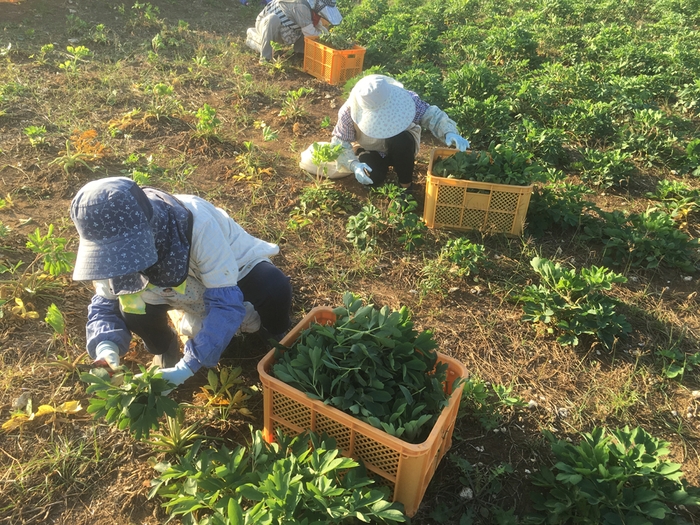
[273,292,453,443]
[149,428,406,524]
[320,115,331,128]
[526,174,598,237]
[194,103,221,138]
[420,238,488,298]
[288,181,355,230]
[517,257,631,349]
[80,366,179,440]
[459,376,526,431]
[318,31,355,51]
[146,83,181,119]
[310,141,345,179]
[145,408,211,456]
[24,125,47,146]
[583,209,699,273]
[58,45,92,74]
[32,43,54,64]
[346,203,382,251]
[26,224,75,277]
[193,367,251,420]
[530,426,700,524]
[432,142,544,186]
[576,147,635,190]
[279,87,314,120]
[646,179,699,226]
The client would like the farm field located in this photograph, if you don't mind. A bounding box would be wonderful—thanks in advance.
[0,0,699,523]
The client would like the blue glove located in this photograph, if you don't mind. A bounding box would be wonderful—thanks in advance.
[352,162,373,185]
[445,132,470,152]
[158,359,194,393]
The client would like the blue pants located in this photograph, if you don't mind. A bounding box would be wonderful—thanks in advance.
[122,261,292,355]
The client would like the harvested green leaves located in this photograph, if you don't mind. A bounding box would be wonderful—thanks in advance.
[432,142,544,186]
[273,292,452,444]
[80,365,178,440]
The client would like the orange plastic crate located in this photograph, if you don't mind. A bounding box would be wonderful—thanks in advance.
[424,147,533,236]
[257,306,467,517]
[303,36,366,85]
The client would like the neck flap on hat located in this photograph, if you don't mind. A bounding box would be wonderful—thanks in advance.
[108,188,193,293]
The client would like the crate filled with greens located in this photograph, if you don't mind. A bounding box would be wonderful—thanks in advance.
[303,34,366,85]
[257,293,467,517]
[425,143,543,235]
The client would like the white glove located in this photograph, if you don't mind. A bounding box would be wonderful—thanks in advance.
[94,341,120,370]
[316,23,330,34]
[445,132,470,152]
[158,359,194,392]
[240,301,261,333]
[352,161,373,185]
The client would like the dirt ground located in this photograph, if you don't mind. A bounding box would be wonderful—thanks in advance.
[1,0,700,524]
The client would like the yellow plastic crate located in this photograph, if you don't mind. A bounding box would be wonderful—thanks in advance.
[303,36,366,85]
[424,147,533,236]
[257,306,467,517]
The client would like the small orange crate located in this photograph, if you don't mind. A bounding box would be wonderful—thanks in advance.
[258,306,467,517]
[303,36,366,85]
[424,147,533,236]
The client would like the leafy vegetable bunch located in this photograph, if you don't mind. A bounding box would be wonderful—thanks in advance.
[530,426,700,524]
[431,142,544,186]
[583,208,699,273]
[81,365,178,440]
[149,428,406,525]
[517,257,631,350]
[273,292,452,443]
[317,31,355,51]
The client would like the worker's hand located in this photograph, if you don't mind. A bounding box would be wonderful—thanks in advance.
[92,341,120,373]
[445,132,470,152]
[316,23,330,34]
[352,162,373,185]
[157,359,194,394]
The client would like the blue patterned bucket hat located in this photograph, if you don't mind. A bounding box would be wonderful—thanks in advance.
[70,177,157,290]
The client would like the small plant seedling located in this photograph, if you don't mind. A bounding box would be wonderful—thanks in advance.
[58,45,92,74]
[80,366,179,440]
[24,125,47,146]
[26,224,75,276]
[194,103,221,138]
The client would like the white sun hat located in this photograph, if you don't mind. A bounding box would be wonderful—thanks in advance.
[349,75,416,139]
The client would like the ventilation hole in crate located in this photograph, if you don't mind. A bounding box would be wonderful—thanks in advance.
[485,211,515,233]
[461,209,486,229]
[354,433,401,476]
[316,413,353,453]
[436,185,464,206]
[273,391,312,429]
[435,206,461,226]
[490,191,520,212]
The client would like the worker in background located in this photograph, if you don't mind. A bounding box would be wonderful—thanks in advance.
[246,0,342,63]
[331,74,471,193]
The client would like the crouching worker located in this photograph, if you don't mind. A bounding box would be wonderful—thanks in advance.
[245,0,342,63]
[331,74,471,192]
[70,177,292,390]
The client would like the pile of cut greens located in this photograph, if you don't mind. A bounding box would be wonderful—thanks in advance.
[431,142,544,186]
[273,293,455,444]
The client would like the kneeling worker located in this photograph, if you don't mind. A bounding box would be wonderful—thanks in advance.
[70,177,292,391]
[246,0,342,63]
